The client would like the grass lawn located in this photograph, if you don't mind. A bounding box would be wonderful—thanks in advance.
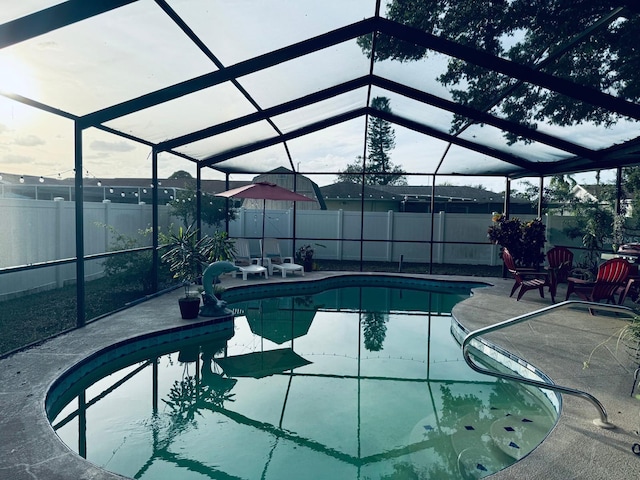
[0,278,154,356]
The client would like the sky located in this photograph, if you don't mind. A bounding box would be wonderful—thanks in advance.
[0,1,629,194]
[0,89,616,195]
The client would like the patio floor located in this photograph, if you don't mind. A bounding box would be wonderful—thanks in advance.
[1,272,639,479]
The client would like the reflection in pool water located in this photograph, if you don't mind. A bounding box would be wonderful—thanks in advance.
[49,283,558,479]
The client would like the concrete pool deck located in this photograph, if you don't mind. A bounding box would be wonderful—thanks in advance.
[1,271,639,479]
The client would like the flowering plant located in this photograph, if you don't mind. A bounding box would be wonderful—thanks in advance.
[488,214,546,267]
[296,244,314,262]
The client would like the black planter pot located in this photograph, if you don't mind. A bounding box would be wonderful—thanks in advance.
[178,296,200,320]
[303,259,313,272]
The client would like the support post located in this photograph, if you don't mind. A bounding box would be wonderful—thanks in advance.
[386,210,394,262]
[538,177,544,217]
[503,178,511,219]
[74,122,85,327]
[337,209,344,261]
[429,177,436,274]
[196,166,202,237]
[616,167,623,216]
[502,178,511,278]
[293,170,298,257]
[152,149,159,293]
[436,211,446,263]
[224,173,230,233]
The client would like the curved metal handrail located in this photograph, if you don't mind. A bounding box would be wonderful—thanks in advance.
[462,300,635,429]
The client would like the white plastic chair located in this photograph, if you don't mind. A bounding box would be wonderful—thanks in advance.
[260,238,304,278]
[232,238,268,280]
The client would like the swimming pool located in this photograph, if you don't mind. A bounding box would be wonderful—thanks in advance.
[47,277,559,479]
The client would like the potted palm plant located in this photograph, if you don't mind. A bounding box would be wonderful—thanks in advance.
[161,224,214,319]
[202,231,236,264]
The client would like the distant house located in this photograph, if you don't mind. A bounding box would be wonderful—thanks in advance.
[0,169,327,211]
[320,182,536,214]
[570,183,632,215]
[251,167,326,210]
[571,184,601,203]
[2,171,535,215]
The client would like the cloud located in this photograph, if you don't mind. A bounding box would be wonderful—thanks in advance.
[85,152,111,160]
[14,134,45,147]
[1,153,34,164]
[89,140,136,153]
[36,40,58,50]
[0,123,8,134]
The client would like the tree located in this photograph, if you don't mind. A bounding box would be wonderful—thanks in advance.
[164,170,236,227]
[362,312,388,351]
[510,175,579,214]
[511,180,542,204]
[337,159,366,184]
[546,176,578,207]
[337,96,407,185]
[168,187,235,228]
[166,170,197,225]
[559,167,640,270]
[169,170,193,180]
[564,200,614,271]
[359,2,640,139]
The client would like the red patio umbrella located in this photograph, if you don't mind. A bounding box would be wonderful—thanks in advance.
[213,348,311,379]
[246,298,317,344]
[216,182,315,204]
[216,182,315,260]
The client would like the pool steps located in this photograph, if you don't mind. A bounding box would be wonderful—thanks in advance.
[459,300,635,429]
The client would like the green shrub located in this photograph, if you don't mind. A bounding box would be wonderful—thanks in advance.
[100,224,171,293]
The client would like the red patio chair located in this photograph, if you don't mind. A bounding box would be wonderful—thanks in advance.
[546,246,574,300]
[502,248,551,301]
[565,257,631,304]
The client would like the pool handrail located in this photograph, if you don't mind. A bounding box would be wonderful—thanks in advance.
[462,300,635,429]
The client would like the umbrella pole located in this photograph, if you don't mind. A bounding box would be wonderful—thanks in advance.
[261,199,266,266]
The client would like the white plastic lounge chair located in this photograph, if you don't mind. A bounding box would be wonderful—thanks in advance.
[260,238,304,278]
[232,238,268,280]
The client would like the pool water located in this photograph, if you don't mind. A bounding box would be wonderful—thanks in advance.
[50,283,558,479]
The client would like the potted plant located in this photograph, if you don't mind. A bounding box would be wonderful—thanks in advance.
[296,244,315,272]
[487,214,546,268]
[201,231,236,263]
[160,224,214,319]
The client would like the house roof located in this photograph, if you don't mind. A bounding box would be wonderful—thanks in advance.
[572,183,621,201]
[2,3,640,182]
[320,182,528,204]
[376,185,509,202]
[0,173,249,199]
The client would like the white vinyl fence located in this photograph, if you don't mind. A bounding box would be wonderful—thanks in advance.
[0,198,171,300]
[1,199,586,299]
[226,208,585,265]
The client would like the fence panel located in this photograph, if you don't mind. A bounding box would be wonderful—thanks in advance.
[0,199,170,299]
[442,213,497,265]
[392,212,432,262]
[293,209,339,260]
